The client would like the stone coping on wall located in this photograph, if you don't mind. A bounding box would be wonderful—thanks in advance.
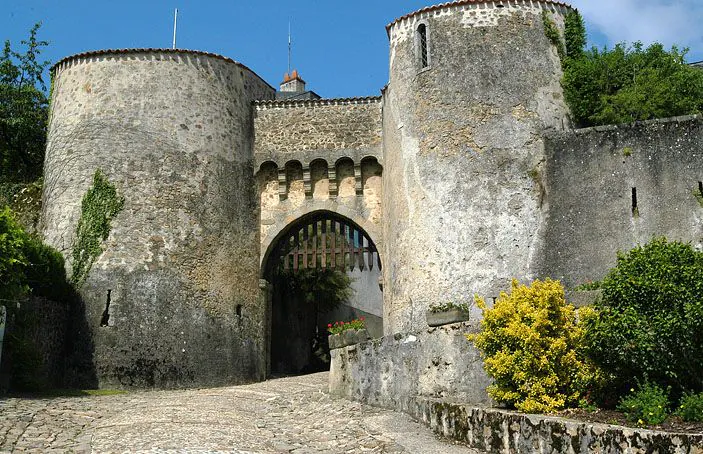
[254,96,382,110]
[407,397,703,453]
[51,48,274,91]
[385,0,574,35]
[549,114,703,137]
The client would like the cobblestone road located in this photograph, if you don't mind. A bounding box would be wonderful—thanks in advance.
[0,372,479,453]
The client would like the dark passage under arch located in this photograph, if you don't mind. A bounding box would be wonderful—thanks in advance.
[263,211,383,376]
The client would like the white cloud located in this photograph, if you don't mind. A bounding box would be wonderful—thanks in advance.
[568,0,703,60]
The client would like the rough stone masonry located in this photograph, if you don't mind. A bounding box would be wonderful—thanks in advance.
[40,0,702,390]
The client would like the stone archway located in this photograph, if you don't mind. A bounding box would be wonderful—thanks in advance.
[262,210,383,376]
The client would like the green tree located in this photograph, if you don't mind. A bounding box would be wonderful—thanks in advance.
[0,23,50,182]
[560,11,703,127]
[563,10,586,61]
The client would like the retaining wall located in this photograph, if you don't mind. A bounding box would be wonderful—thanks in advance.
[329,321,492,408]
[410,398,703,454]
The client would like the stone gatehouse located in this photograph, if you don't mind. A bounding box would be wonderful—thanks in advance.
[40,0,702,388]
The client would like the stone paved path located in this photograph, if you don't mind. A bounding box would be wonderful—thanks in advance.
[0,372,479,453]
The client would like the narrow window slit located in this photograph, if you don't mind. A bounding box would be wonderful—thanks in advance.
[698,181,703,198]
[417,24,428,68]
[236,304,242,317]
[100,290,112,327]
[631,187,639,217]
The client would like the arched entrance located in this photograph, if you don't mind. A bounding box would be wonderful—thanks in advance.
[262,210,382,376]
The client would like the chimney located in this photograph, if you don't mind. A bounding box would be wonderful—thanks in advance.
[280,69,306,93]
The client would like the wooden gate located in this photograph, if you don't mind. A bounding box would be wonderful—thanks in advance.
[271,213,380,273]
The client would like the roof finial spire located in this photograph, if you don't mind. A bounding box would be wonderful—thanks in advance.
[288,20,292,75]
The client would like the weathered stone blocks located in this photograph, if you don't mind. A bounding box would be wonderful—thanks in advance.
[42,49,275,388]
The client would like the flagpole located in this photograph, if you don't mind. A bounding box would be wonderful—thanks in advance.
[173,8,178,49]
[288,21,291,74]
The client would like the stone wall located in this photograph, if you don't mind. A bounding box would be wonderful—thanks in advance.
[329,321,491,409]
[542,116,703,288]
[42,49,275,388]
[410,398,703,453]
[382,2,572,334]
[1,297,69,391]
[254,98,383,168]
[254,98,384,273]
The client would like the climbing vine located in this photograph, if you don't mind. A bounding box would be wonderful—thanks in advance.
[70,169,124,288]
[542,11,565,60]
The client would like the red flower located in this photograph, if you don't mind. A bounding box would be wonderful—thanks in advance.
[328,323,332,328]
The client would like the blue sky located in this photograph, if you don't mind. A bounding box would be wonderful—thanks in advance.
[3,0,703,98]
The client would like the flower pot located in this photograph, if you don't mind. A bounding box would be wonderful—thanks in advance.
[426,308,470,327]
[343,329,356,346]
[328,329,369,349]
[355,329,369,343]
[328,333,339,350]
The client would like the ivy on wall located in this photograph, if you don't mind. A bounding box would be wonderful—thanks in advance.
[542,11,565,60]
[70,169,124,288]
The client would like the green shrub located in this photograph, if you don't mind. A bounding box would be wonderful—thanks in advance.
[582,238,703,399]
[23,234,71,301]
[469,279,597,413]
[0,206,29,300]
[676,392,703,422]
[0,206,69,301]
[617,382,670,425]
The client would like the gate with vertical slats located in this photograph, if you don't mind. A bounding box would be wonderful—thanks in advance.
[271,212,380,273]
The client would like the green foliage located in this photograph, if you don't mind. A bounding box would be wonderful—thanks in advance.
[564,11,586,60]
[574,280,601,291]
[617,382,670,425]
[278,268,353,313]
[676,392,703,422]
[327,317,365,335]
[23,233,71,300]
[0,206,69,301]
[0,206,29,300]
[0,23,50,182]
[71,169,124,288]
[563,41,703,127]
[469,279,597,413]
[428,301,471,313]
[542,11,564,60]
[582,238,703,400]
[0,179,43,232]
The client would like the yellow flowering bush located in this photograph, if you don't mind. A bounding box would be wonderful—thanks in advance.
[468,278,595,413]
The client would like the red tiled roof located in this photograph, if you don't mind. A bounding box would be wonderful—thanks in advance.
[386,0,574,33]
[51,48,274,90]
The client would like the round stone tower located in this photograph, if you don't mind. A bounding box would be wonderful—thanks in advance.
[42,49,275,388]
[382,1,573,333]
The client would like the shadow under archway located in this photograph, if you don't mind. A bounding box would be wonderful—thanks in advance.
[262,210,383,377]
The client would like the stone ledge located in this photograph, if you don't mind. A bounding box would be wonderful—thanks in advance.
[407,397,703,453]
[254,96,382,109]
